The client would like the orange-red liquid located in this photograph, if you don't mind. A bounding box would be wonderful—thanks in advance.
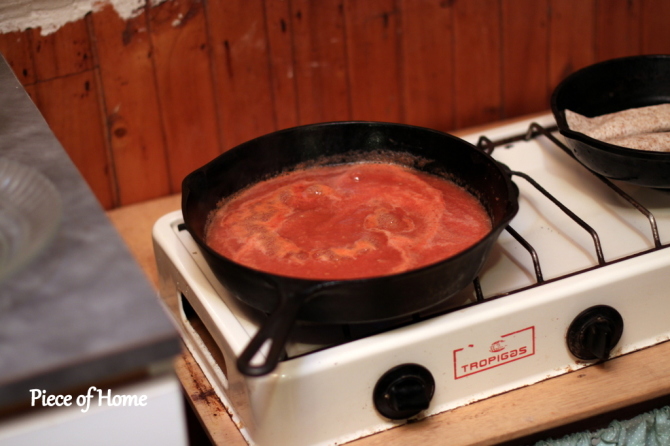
[205,162,491,280]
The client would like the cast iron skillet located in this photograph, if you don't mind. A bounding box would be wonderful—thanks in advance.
[551,54,670,188]
[182,121,519,376]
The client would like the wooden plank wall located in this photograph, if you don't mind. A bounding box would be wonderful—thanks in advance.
[1,0,669,210]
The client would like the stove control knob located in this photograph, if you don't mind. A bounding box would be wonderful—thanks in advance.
[567,305,624,361]
[373,363,435,420]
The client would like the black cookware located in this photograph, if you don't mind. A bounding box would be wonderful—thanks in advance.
[182,122,518,376]
[551,54,670,188]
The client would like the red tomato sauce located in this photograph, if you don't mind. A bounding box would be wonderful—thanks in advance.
[205,162,491,280]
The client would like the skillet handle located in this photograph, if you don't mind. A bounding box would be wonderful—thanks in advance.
[235,288,307,376]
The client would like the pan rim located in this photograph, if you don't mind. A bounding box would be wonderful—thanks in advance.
[184,120,519,285]
[550,54,670,160]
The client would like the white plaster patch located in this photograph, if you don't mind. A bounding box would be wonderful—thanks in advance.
[0,0,168,36]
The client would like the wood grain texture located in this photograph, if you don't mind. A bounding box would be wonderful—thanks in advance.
[452,0,503,129]
[263,0,300,130]
[501,0,550,117]
[640,0,670,54]
[345,0,402,122]
[92,4,171,206]
[548,0,596,88]
[31,71,115,209]
[3,1,670,209]
[149,0,223,191]
[30,19,94,81]
[399,0,454,131]
[291,0,351,124]
[206,0,276,150]
[595,0,641,60]
[175,351,246,446]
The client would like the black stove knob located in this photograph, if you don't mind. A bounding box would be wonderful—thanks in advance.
[373,363,435,420]
[567,305,624,361]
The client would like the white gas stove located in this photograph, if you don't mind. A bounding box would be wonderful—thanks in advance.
[152,114,670,446]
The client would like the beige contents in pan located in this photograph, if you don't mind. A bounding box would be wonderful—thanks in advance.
[565,103,670,152]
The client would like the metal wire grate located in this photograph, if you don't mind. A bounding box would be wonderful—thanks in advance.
[472,122,668,302]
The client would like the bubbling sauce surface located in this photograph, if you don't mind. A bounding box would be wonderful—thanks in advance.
[205,162,491,280]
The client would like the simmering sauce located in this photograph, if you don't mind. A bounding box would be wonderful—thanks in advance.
[205,162,491,280]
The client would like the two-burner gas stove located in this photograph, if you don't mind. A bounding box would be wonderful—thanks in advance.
[153,113,670,446]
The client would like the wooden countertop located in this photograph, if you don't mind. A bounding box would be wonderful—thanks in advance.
[107,117,670,446]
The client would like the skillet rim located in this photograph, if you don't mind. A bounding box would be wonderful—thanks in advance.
[182,120,519,285]
[551,54,670,160]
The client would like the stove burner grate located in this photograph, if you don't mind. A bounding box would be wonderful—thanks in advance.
[471,122,668,303]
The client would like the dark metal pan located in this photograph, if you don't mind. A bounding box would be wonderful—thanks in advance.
[551,54,670,188]
[182,121,518,376]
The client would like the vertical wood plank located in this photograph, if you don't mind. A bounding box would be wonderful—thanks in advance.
[92,4,171,206]
[452,0,503,129]
[32,72,115,209]
[0,30,35,85]
[344,0,402,122]
[640,0,670,54]
[263,0,299,130]
[501,0,550,117]
[149,0,222,191]
[290,0,350,124]
[3,0,666,211]
[205,0,276,150]
[594,0,641,61]
[548,0,596,90]
[399,0,454,131]
[30,19,93,81]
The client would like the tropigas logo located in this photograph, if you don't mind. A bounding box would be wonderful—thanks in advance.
[453,326,535,379]
[489,340,506,352]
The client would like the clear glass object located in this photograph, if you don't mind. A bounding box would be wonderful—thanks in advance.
[0,158,62,283]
